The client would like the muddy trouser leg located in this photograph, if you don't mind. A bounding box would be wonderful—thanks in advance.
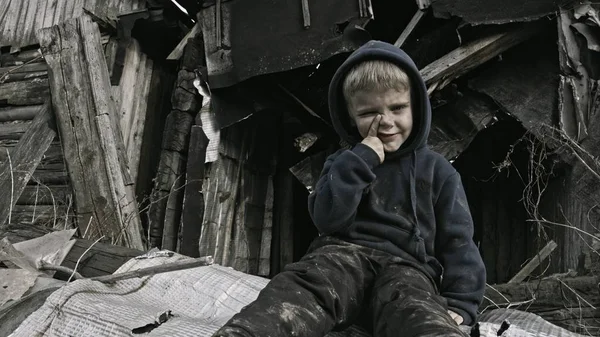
[212,236,380,337]
[370,260,468,337]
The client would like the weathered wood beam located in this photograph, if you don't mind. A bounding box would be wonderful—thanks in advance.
[0,49,43,67]
[394,9,427,48]
[149,31,203,250]
[178,125,208,257]
[167,23,200,61]
[38,16,144,249]
[9,205,73,228]
[508,240,558,283]
[58,238,144,279]
[0,78,49,105]
[420,23,544,90]
[114,39,154,185]
[0,105,40,122]
[17,185,71,205]
[89,256,213,283]
[0,101,56,227]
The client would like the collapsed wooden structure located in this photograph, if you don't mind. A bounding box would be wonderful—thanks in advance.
[1,0,600,334]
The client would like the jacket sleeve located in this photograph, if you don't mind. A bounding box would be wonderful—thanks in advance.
[434,172,486,326]
[308,143,380,235]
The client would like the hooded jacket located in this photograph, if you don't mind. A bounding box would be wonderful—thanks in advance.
[308,40,486,325]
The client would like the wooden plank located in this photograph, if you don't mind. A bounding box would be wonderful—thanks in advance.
[167,23,200,61]
[161,170,185,251]
[199,115,278,275]
[509,240,558,283]
[17,185,71,205]
[0,62,47,76]
[58,238,144,278]
[115,38,153,183]
[0,105,41,122]
[271,170,295,275]
[394,9,426,48]
[429,93,497,160]
[199,155,240,265]
[9,204,73,228]
[148,150,186,248]
[0,49,43,67]
[178,125,208,257]
[420,23,544,90]
[0,78,49,105]
[0,120,33,140]
[0,70,47,84]
[0,102,56,227]
[258,177,274,277]
[38,16,144,249]
[90,256,213,283]
[467,39,558,137]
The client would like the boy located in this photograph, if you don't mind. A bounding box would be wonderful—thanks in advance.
[212,40,486,337]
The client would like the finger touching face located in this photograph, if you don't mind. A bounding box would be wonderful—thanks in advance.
[347,88,413,153]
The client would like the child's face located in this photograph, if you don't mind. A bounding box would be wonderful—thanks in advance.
[347,88,413,153]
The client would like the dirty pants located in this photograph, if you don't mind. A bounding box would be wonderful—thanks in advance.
[212,236,467,337]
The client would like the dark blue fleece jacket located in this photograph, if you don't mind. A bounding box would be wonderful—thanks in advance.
[308,40,486,325]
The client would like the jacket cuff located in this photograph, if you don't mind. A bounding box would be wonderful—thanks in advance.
[351,143,380,169]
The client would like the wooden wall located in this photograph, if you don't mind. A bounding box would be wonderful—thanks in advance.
[0,0,145,51]
[0,48,74,230]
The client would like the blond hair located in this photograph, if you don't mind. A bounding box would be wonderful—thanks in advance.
[342,60,410,102]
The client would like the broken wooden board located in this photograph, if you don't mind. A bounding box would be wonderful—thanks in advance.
[431,0,572,25]
[394,9,427,48]
[429,92,498,160]
[483,276,600,334]
[0,101,56,227]
[167,22,200,61]
[57,238,144,279]
[38,16,144,249]
[420,23,545,91]
[508,240,558,283]
[199,0,370,88]
[467,35,558,137]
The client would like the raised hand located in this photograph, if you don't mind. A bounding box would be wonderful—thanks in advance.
[361,115,385,164]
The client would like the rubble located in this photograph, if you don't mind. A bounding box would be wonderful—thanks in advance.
[1,0,600,335]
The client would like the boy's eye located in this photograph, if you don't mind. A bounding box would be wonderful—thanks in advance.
[391,104,408,111]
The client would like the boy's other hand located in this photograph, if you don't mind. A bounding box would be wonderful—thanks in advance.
[361,115,384,163]
[447,310,463,325]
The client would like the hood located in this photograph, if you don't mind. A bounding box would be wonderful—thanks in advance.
[328,40,431,158]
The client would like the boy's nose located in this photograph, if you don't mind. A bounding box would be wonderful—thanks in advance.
[379,113,393,127]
